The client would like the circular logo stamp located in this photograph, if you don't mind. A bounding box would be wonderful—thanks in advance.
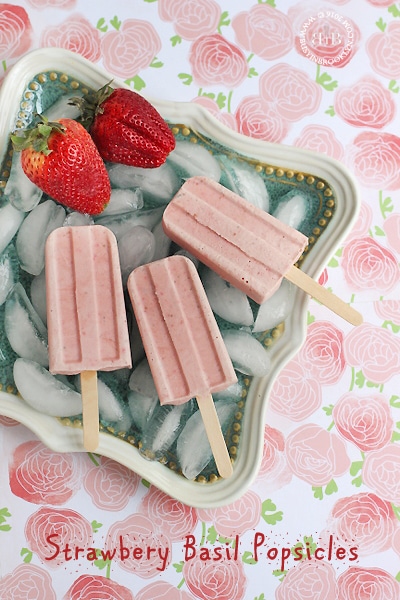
[298,10,355,67]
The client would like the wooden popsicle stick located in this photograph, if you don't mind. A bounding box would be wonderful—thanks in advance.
[80,370,99,452]
[285,266,363,326]
[196,393,233,479]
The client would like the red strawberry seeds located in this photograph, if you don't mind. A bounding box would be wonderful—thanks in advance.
[72,86,176,168]
[12,117,111,215]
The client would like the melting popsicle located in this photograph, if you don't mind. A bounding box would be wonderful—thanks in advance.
[162,176,363,326]
[127,255,237,479]
[45,225,132,452]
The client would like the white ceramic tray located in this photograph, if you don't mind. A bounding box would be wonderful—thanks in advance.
[0,49,360,507]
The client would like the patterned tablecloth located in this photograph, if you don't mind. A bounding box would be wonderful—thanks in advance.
[1,1,400,598]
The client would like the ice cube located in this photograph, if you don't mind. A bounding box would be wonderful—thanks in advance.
[43,93,82,121]
[253,280,295,332]
[222,329,270,377]
[0,244,18,306]
[128,389,159,432]
[5,283,48,367]
[13,358,82,417]
[151,220,171,261]
[202,267,254,326]
[273,191,308,230]
[101,188,144,217]
[96,207,164,240]
[140,401,194,460]
[16,200,66,275]
[75,374,132,431]
[30,270,47,325]
[176,399,237,480]
[107,162,180,206]
[167,140,221,181]
[63,212,94,227]
[217,154,270,211]
[0,203,25,255]
[4,151,43,212]
[118,225,156,285]
[129,359,158,399]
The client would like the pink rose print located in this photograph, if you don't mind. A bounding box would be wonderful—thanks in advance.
[327,492,396,555]
[63,574,134,600]
[342,237,400,293]
[343,322,400,384]
[374,299,400,325]
[367,21,400,79]
[27,0,75,8]
[232,4,293,60]
[139,486,198,542]
[337,567,400,600]
[9,440,83,505]
[289,5,360,68]
[0,415,19,426]
[260,64,322,122]
[383,213,400,254]
[197,490,261,538]
[332,393,394,452]
[105,514,172,577]
[189,34,249,87]
[345,202,373,243]
[269,358,322,421]
[285,424,350,486]
[182,554,247,600]
[25,507,93,568]
[102,19,161,79]
[0,4,32,62]
[40,14,101,63]
[234,95,290,143]
[158,0,221,41]
[318,268,329,286]
[137,581,196,600]
[84,456,139,511]
[347,132,400,190]
[276,559,337,600]
[299,321,346,385]
[256,425,292,490]
[362,445,400,505]
[0,564,56,600]
[334,76,396,128]
[191,96,237,131]
[293,125,344,162]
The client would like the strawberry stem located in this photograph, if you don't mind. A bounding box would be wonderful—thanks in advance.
[11,114,65,155]
[69,81,114,130]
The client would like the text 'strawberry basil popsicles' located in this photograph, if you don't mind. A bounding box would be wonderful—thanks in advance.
[45,225,132,452]
[162,176,363,326]
[127,255,237,479]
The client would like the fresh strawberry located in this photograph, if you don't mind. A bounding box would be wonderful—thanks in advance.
[71,84,176,168]
[11,116,111,215]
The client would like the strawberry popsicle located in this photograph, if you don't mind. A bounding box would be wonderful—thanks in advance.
[45,225,132,452]
[127,255,237,479]
[163,176,363,326]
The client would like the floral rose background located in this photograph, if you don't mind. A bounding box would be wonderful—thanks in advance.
[0,0,399,598]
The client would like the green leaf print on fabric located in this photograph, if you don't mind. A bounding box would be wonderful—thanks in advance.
[316,66,338,92]
[379,191,394,219]
[218,11,230,33]
[178,73,193,85]
[261,499,283,525]
[125,75,146,91]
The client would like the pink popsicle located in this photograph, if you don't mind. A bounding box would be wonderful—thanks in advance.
[127,255,237,478]
[162,176,363,326]
[45,225,132,451]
